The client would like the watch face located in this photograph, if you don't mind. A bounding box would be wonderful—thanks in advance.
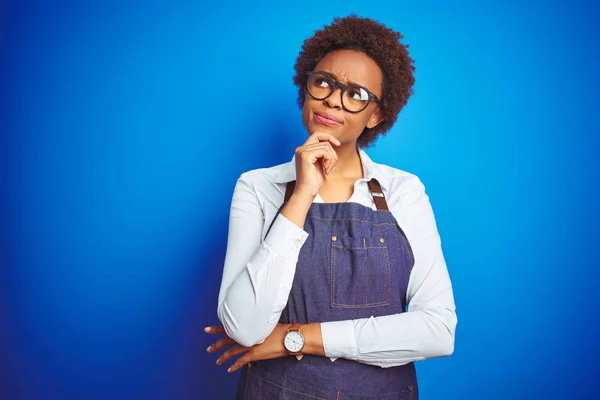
[284,331,304,352]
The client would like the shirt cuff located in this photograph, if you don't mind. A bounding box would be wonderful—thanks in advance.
[264,213,309,255]
[320,320,359,361]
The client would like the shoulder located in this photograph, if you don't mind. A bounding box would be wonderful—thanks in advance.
[371,161,438,232]
[232,160,293,209]
[237,160,292,188]
[231,161,292,216]
[371,161,426,204]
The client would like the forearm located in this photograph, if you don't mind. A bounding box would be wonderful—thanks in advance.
[218,258,293,347]
[300,323,326,357]
[301,299,456,365]
[281,191,315,229]
[218,192,315,346]
[218,214,308,347]
[320,304,456,368]
[217,176,309,347]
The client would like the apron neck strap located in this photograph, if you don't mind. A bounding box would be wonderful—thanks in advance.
[284,181,296,203]
[284,179,389,211]
[367,178,389,211]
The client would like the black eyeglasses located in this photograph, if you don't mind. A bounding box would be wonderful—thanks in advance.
[305,71,381,113]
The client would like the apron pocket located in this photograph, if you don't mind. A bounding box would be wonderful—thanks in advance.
[330,235,391,308]
[243,366,334,400]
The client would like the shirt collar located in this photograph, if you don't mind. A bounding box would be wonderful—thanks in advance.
[274,147,391,191]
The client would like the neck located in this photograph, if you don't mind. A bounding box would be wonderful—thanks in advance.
[327,143,363,180]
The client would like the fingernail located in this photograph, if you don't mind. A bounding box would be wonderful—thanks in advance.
[216,359,220,365]
[206,346,211,352]
[204,327,210,332]
[227,368,232,373]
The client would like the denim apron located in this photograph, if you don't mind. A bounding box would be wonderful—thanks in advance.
[237,179,418,400]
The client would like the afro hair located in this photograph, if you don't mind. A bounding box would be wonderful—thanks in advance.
[293,15,416,147]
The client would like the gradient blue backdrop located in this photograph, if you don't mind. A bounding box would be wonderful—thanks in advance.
[1,0,599,399]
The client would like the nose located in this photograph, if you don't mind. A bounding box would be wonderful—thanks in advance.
[324,84,343,110]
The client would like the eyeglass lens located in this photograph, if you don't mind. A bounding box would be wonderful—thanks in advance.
[307,73,371,112]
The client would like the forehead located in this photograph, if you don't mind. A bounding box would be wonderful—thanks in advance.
[314,49,383,93]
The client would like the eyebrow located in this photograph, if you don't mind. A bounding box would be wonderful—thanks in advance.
[316,70,365,87]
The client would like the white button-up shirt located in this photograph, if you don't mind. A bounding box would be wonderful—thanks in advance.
[217,149,457,367]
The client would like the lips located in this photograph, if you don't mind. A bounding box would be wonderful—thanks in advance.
[314,112,342,126]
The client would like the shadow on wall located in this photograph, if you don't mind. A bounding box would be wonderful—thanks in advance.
[170,239,236,399]
[163,109,306,399]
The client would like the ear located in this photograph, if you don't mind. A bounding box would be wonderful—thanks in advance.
[366,108,384,129]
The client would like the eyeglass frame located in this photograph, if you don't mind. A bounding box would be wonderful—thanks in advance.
[305,71,381,113]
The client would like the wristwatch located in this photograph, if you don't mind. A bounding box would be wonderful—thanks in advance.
[283,323,305,360]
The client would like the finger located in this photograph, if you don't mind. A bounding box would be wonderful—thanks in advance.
[296,141,338,163]
[300,143,337,166]
[217,344,249,366]
[228,353,253,373]
[204,326,226,335]
[316,134,341,148]
[298,147,329,165]
[324,143,338,174]
[323,160,330,176]
[207,336,236,353]
[323,158,330,174]
[310,148,334,169]
[303,141,338,155]
[296,144,337,177]
[313,143,337,174]
[304,132,341,147]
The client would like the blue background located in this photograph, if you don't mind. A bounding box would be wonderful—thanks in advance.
[1,0,599,399]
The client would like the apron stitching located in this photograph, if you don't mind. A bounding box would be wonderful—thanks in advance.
[331,301,389,308]
[331,241,391,308]
[330,237,335,307]
[247,370,327,400]
[332,246,386,249]
[383,245,391,303]
[365,238,368,304]
[306,216,396,225]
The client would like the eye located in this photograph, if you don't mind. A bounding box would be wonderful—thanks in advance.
[347,87,369,101]
[314,77,331,88]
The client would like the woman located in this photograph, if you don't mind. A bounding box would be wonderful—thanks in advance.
[205,15,457,399]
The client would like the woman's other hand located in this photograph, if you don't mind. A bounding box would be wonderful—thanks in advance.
[205,324,290,373]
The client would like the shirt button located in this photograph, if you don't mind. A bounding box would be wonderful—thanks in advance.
[380,238,385,243]
[331,236,337,242]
